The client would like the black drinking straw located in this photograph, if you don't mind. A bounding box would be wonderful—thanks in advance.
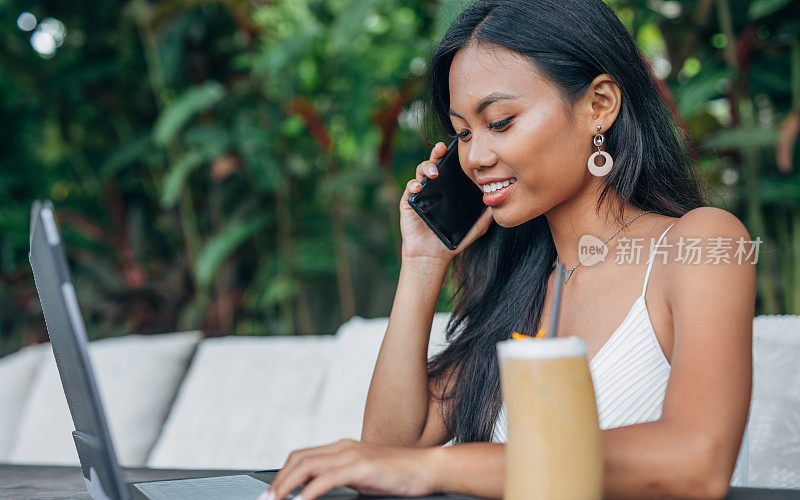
[549,262,565,338]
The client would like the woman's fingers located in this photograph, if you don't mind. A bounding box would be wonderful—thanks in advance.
[400,179,420,210]
[269,440,353,496]
[406,178,422,195]
[415,142,447,183]
[269,453,352,500]
[403,142,450,205]
[261,442,434,500]
[428,141,446,162]
[293,464,363,500]
[414,161,436,184]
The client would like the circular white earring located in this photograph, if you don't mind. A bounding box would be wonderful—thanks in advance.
[588,125,613,177]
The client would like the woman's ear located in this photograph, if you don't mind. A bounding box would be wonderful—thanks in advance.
[584,74,622,132]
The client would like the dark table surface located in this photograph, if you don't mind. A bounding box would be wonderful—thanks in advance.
[2,464,799,499]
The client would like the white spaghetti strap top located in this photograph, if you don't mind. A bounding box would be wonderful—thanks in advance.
[491,222,749,486]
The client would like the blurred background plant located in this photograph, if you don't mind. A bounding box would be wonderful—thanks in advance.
[1,0,798,355]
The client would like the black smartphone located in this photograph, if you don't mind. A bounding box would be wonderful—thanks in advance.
[407,138,486,251]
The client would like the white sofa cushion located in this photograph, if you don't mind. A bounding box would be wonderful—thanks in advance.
[310,313,451,446]
[9,331,201,467]
[748,315,800,488]
[0,343,48,460]
[146,335,333,470]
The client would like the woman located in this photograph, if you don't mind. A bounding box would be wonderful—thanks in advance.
[261,0,755,498]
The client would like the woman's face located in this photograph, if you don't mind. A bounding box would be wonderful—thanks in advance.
[448,42,594,227]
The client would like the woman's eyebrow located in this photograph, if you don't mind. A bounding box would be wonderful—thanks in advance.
[449,91,520,119]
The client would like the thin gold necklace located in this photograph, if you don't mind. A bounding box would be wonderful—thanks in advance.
[555,209,654,284]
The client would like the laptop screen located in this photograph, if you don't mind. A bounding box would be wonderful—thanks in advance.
[29,200,130,500]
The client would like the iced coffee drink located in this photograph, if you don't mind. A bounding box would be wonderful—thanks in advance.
[497,336,602,500]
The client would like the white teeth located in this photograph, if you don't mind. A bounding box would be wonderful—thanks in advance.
[482,178,517,194]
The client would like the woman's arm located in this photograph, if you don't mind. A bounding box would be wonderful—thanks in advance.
[603,207,754,499]
[361,258,452,447]
[428,418,736,500]
[361,143,493,448]
[428,442,505,498]
[265,423,723,500]
[602,419,735,499]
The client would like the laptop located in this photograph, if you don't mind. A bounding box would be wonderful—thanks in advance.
[28,200,361,500]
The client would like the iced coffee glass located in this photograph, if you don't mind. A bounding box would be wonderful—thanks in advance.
[497,337,602,500]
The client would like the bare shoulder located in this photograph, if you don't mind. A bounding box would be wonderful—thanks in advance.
[663,206,756,306]
[669,206,751,241]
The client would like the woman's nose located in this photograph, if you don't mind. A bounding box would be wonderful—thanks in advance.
[465,140,498,171]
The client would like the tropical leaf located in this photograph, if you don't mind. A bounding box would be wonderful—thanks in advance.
[158,13,193,86]
[245,156,283,192]
[701,127,780,150]
[183,125,232,151]
[262,274,298,304]
[758,175,800,204]
[159,145,228,209]
[328,0,380,52]
[295,239,337,274]
[674,67,732,119]
[250,28,320,80]
[751,61,792,95]
[195,217,270,288]
[100,135,152,175]
[748,0,793,19]
[152,81,226,146]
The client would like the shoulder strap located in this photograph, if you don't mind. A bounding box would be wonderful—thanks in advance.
[641,223,676,297]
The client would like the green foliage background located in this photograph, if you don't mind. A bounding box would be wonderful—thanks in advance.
[1,0,799,354]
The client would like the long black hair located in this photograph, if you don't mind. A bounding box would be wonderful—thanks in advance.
[425,0,707,444]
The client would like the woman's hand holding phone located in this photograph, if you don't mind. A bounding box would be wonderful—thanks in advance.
[399,142,494,269]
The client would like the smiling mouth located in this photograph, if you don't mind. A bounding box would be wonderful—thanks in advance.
[481,178,517,194]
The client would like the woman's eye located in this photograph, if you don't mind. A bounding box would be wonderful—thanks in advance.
[489,117,514,131]
[449,118,511,142]
[450,130,471,141]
